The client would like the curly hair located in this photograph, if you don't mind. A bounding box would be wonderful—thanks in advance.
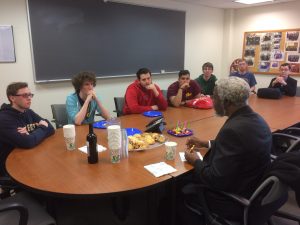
[72,71,96,93]
[215,77,250,108]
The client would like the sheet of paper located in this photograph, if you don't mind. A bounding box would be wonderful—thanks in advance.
[78,145,107,154]
[144,162,177,177]
[179,152,203,161]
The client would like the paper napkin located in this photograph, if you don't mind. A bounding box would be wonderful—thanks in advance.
[78,145,107,154]
[179,152,203,161]
[144,162,177,177]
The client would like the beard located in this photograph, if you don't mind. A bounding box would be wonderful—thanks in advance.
[214,102,225,117]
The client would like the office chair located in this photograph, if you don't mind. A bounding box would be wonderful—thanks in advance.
[272,122,300,157]
[272,133,300,156]
[113,97,125,117]
[272,190,300,225]
[296,87,300,97]
[184,176,287,225]
[0,191,56,225]
[50,104,68,129]
[269,138,300,225]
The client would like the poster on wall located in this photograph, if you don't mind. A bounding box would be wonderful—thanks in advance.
[242,28,300,76]
[0,25,16,63]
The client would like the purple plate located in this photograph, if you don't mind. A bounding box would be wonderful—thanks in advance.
[167,129,193,137]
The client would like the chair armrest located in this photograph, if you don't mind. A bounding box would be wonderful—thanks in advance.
[286,127,300,131]
[0,202,28,225]
[196,184,250,206]
[270,154,277,161]
[272,133,300,140]
[0,176,17,189]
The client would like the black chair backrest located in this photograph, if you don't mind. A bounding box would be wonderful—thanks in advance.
[247,176,288,225]
[50,104,68,129]
[0,192,56,225]
[296,86,300,97]
[272,123,300,155]
[114,97,125,117]
[272,133,300,155]
[183,175,288,225]
[161,89,168,99]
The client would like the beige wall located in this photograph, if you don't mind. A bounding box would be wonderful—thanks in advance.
[1,0,299,124]
[0,0,224,122]
[227,0,300,88]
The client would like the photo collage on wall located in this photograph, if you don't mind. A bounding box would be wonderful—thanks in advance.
[243,29,300,75]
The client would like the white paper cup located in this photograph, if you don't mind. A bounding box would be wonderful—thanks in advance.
[107,125,121,149]
[63,124,76,138]
[63,125,76,150]
[165,141,177,160]
[64,136,76,150]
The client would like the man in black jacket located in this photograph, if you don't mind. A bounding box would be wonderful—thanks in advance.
[0,82,54,176]
[268,63,297,96]
[184,77,272,223]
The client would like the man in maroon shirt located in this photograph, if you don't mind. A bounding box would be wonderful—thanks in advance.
[123,68,168,114]
[167,70,202,107]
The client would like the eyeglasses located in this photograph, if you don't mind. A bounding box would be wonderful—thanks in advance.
[14,93,34,98]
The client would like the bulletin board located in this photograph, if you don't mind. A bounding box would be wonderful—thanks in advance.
[242,29,300,76]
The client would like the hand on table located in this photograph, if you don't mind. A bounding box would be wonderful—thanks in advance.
[184,147,200,166]
[151,105,158,110]
[186,137,208,149]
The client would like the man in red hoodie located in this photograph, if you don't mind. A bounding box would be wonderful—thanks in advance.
[123,68,168,114]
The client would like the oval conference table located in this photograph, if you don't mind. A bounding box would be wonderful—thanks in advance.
[6,95,300,197]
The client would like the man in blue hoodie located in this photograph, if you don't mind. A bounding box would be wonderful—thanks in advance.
[0,82,54,176]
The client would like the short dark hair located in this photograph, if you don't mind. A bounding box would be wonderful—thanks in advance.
[202,62,214,71]
[136,68,151,80]
[72,71,96,93]
[280,63,291,70]
[178,70,190,78]
[6,82,28,103]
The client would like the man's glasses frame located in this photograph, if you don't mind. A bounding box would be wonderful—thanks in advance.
[13,93,34,98]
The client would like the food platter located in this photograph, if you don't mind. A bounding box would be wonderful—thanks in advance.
[129,140,166,152]
[128,132,166,151]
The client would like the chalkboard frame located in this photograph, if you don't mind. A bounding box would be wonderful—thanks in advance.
[26,0,186,83]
